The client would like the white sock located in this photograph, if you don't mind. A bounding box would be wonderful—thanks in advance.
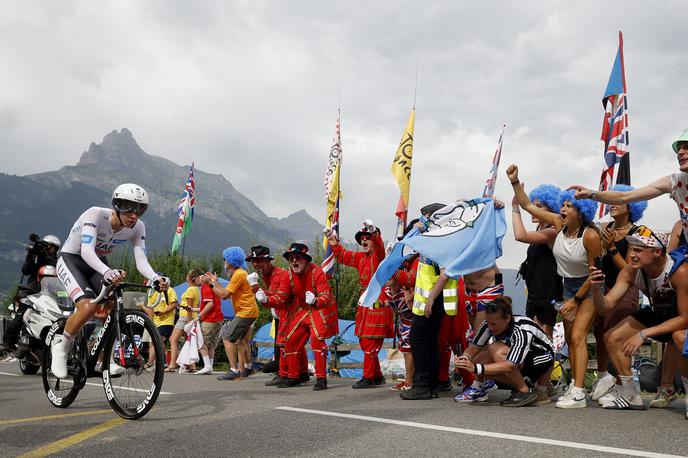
[597,371,608,379]
[209,358,214,367]
[244,363,252,369]
[202,355,211,367]
[572,386,586,396]
[231,367,239,373]
[620,375,639,399]
[682,376,688,396]
[472,380,484,389]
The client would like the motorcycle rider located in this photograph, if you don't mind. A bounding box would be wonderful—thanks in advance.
[50,183,169,379]
[2,234,62,353]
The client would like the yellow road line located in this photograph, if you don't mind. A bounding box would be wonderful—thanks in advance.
[0,409,114,426]
[18,417,126,458]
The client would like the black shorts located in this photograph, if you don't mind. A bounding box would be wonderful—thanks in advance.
[56,253,108,302]
[525,297,557,328]
[157,325,173,339]
[521,351,554,382]
[631,306,678,343]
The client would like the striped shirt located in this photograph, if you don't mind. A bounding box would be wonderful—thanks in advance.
[473,316,553,365]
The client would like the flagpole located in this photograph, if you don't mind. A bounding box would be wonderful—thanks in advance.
[335,94,342,305]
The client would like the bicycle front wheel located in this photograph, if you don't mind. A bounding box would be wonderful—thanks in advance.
[102,311,165,420]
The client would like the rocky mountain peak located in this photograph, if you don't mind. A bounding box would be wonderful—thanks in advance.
[77,128,145,167]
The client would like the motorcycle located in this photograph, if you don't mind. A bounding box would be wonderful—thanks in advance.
[14,265,73,374]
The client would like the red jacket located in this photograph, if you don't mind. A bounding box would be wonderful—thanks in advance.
[282,263,338,341]
[332,231,392,337]
[262,266,291,317]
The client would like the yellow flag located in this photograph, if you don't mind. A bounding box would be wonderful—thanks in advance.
[391,109,415,207]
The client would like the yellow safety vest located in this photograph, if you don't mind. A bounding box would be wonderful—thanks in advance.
[412,261,458,316]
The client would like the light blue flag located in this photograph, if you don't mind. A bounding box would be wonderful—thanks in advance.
[400,198,506,279]
[358,228,420,308]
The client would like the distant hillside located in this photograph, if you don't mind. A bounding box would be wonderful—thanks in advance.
[0,128,322,295]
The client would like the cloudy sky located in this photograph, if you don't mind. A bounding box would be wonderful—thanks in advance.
[1,1,686,268]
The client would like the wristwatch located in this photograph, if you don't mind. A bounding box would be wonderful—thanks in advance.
[572,296,583,305]
[210,283,216,289]
[639,330,648,342]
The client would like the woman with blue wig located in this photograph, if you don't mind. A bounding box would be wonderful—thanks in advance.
[507,164,601,409]
[590,185,648,404]
[512,184,563,342]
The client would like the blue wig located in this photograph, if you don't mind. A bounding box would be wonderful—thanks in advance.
[223,246,247,269]
[558,189,598,224]
[529,184,561,213]
[610,184,648,223]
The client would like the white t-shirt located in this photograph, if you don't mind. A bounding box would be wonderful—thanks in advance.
[669,172,688,240]
[61,206,157,280]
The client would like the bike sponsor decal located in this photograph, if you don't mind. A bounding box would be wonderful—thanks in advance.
[125,314,145,326]
[47,389,63,406]
[84,222,97,228]
[45,321,60,345]
[103,370,115,401]
[91,315,111,356]
[136,384,157,413]
[81,234,94,244]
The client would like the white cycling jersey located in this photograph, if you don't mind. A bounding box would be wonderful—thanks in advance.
[61,206,157,281]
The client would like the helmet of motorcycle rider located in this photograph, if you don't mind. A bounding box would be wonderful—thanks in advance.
[41,234,61,249]
[111,183,149,216]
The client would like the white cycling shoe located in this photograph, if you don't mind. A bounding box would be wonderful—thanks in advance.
[195,366,213,375]
[50,334,72,379]
[108,362,126,376]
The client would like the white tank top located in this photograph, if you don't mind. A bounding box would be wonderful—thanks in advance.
[552,227,590,278]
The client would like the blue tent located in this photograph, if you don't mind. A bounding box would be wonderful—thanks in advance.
[173,278,234,319]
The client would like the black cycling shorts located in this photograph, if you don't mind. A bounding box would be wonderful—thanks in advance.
[521,351,554,382]
[56,253,108,303]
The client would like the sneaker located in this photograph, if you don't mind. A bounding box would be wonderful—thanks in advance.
[437,380,453,392]
[547,383,558,398]
[483,379,498,393]
[501,389,538,407]
[352,378,375,389]
[400,386,432,400]
[598,387,620,407]
[454,386,488,402]
[374,375,386,386]
[649,386,678,409]
[535,388,551,404]
[391,381,411,392]
[590,373,616,401]
[603,394,646,410]
[50,334,72,379]
[261,359,279,373]
[313,378,328,391]
[217,369,241,380]
[299,372,311,383]
[109,362,126,376]
[555,389,587,409]
[241,366,256,378]
[265,375,285,386]
[195,366,213,375]
[276,377,302,388]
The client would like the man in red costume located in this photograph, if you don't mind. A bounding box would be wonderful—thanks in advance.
[327,219,394,389]
[277,242,338,391]
[246,245,309,386]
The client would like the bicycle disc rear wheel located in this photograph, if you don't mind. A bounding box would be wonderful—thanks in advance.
[102,311,165,420]
[41,318,82,408]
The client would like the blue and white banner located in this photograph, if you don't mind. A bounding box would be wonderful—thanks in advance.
[359,198,506,307]
[402,198,506,279]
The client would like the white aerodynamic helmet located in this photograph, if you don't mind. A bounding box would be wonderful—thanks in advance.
[41,234,61,248]
[112,183,149,216]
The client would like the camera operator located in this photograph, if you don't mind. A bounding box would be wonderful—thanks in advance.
[21,233,61,292]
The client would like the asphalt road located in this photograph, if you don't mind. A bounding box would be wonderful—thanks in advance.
[0,359,686,458]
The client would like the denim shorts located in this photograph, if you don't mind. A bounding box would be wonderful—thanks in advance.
[562,276,589,300]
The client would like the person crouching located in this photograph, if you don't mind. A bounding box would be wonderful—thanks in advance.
[457,296,554,407]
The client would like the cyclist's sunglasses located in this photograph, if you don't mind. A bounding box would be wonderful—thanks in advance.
[635,225,665,248]
[114,200,148,216]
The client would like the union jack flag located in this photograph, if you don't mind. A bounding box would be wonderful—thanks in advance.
[483,124,506,199]
[598,31,630,217]
[172,163,195,253]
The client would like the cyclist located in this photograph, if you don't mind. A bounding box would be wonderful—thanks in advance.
[51,183,168,379]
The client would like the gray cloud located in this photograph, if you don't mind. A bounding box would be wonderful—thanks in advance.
[1,0,686,268]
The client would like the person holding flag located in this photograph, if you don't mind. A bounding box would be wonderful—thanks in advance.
[326,220,393,389]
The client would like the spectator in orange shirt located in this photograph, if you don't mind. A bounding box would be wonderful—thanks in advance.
[205,246,259,381]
